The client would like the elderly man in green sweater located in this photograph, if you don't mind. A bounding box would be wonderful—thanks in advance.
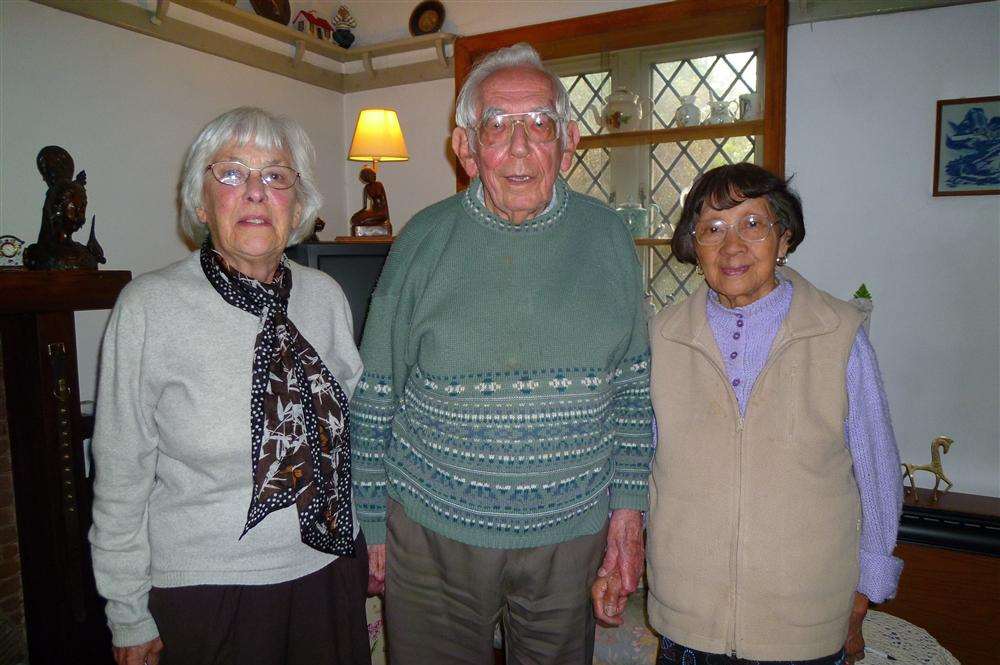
[351,42,654,664]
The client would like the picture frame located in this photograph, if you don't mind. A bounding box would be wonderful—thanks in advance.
[932,95,999,196]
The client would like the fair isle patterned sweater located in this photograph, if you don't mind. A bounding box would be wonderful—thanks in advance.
[350,178,654,548]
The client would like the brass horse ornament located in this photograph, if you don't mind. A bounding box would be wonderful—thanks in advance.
[901,436,954,496]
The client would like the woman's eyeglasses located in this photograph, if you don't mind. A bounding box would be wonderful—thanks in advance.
[206,161,299,190]
[692,214,777,246]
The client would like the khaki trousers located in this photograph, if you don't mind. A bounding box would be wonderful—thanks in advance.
[384,500,607,665]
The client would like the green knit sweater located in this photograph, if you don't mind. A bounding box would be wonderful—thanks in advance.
[350,178,654,548]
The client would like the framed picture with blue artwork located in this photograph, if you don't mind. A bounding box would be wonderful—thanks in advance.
[932,95,999,196]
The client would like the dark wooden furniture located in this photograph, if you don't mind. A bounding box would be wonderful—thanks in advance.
[453,0,789,188]
[0,269,130,665]
[885,488,1000,664]
[285,240,391,346]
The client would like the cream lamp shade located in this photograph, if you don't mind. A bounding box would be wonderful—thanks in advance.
[348,109,409,168]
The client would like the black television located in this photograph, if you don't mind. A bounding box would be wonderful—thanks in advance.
[285,241,391,346]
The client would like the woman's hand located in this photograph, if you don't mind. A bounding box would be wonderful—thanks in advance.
[591,570,627,627]
[368,543,386,595]
[844,592,870,664]
[113,637,163,665]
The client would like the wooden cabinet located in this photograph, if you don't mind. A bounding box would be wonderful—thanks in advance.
[0,269,130,665]
[884,488,1000,664]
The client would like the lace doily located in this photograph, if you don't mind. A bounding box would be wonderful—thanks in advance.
[863,610,960,665]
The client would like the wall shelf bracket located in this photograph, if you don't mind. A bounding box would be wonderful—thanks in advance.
[150,0,169,25]
[435,38,447,68]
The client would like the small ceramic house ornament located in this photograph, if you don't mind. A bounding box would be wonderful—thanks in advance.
[332,5,357,49]
[293,9,334,41]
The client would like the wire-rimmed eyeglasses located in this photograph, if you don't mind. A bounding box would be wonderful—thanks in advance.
[691,214,778,246]
[474,111,561,147]
[206,161,299,190]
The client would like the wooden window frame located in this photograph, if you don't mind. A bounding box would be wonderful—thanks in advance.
[452,0,788,190]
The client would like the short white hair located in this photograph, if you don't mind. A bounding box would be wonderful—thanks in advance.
[179,107,322,245]
[454,43,572,149]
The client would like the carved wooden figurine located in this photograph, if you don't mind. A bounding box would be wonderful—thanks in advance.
[349,166,392,237]
[23,146,106,270]
[901,436,955,496]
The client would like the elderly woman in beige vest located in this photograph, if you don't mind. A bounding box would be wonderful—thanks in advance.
[594,163,903,665]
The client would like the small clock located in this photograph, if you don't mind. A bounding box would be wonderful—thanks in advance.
[0,235,25,268]
[409,1,445,37]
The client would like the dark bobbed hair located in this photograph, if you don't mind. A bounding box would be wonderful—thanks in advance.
[671,163,805,265]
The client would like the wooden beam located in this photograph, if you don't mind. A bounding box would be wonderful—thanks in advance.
[762,0,788,177]
[343,58,453,93]
[455,0,767,89]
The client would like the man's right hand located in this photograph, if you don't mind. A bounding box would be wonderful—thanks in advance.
[368,543,386,595]
[113,637,163,665]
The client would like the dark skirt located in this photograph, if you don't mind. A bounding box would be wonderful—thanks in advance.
[148,532,371,665]
[657,637,845,665]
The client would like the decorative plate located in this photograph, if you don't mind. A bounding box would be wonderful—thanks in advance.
[249,0,291,26]
[409,1,445,36]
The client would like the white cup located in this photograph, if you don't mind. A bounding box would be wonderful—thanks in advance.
[738,93,762,120]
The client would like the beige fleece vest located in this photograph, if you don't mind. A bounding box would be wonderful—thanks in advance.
[646,268,864,660]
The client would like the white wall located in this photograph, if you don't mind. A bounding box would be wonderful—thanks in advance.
[1,0,345,401]
[3,1,997,495]
[786,3,999,496]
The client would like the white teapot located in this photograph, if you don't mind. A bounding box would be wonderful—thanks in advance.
[591,87,652,133]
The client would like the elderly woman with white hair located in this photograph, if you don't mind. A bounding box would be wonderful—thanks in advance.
[89,107,370,665]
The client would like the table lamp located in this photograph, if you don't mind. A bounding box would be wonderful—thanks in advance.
[347,109,408,237]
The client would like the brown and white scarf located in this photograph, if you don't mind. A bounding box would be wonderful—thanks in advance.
[201,238,355,556]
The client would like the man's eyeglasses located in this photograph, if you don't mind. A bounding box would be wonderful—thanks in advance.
[692,214,777,246]
[474,111,561,147]
[206,161,299,190]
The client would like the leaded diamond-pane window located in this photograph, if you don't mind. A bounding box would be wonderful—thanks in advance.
[650,51,757,129]
[650,136,756,231]
[560,71,614,204]
[553,48,761,311]
[566,148,613,203]
[647,135,757,308]
[562,71,611,136]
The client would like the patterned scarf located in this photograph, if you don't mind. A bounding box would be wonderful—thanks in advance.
[200,238,355,556]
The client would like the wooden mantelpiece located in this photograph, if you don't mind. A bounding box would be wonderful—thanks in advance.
[0,269,131,313]
[0,268,130,665]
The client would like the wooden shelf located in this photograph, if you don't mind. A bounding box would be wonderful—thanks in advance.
[32,0,456,93]
[577,120,764,151]
[171,0,455,65]
[634,237,671,246]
